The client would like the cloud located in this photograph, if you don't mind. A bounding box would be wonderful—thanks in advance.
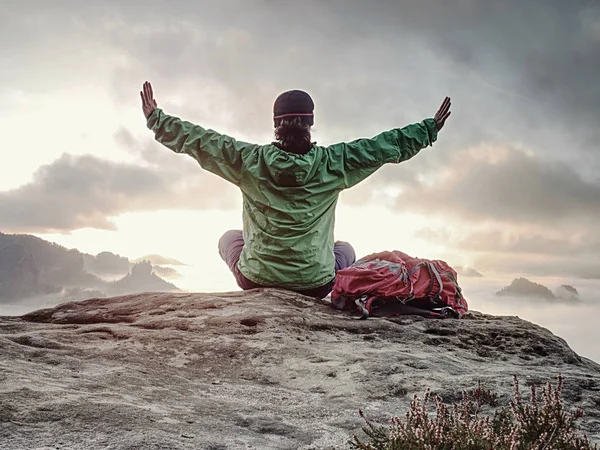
[113,127,199,172]
[82,0,600,220]
[417,225,600,258]
[99,0,600,161]
[415,226,600,279]
[4,1,599,158]
[4,1,599,144]
[472,253,600,280]
[0,149,239,233]
[407,145,600,279]
[399,146,600,226]
[2,0,600,249]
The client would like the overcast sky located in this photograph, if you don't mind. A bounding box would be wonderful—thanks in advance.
[1,0,599,289]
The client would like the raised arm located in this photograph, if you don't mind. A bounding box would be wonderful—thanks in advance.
[140,81,258,186]
[325,97,451,189]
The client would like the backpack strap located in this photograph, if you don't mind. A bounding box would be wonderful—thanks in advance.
[407,262,447,304]
[408,262,440,299]
[440,270,463,295]
[408,262,427,294]
[355,295,371,319]
[422,262,444,302]
[403,265,414,299]
[431,306,460,319]
[365,297,444,319]
[439,269,467,312]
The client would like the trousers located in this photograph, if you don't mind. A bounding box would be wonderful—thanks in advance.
[218,229,356,299]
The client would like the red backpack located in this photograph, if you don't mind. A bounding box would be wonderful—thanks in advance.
[330,250,468,319]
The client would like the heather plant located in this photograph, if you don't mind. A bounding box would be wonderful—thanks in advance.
[351,375,597,450]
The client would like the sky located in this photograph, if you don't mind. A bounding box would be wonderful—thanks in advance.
[2,0,600,358]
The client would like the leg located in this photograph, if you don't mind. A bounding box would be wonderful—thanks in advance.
[218,230,262,290]
[334,240,356,271]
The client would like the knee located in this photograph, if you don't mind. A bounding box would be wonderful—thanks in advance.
[218,230,243,256]
[334,240,356,265]
[219,230,242,244]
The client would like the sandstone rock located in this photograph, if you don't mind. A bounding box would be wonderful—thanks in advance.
[1,289,599,449]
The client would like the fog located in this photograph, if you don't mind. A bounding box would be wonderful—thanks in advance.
[461,277,600,364]
[2,271,598,365]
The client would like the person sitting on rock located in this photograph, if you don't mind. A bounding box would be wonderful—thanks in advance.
[140,82,451,299]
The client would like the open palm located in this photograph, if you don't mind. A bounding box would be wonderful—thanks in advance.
[140,81,158,119]
[434,97,452,131]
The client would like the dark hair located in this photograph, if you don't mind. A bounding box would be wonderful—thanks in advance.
[273,117,312,154]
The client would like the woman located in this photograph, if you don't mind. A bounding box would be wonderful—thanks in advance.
[140,82,451,298]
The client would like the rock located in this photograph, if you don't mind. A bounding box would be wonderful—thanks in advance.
[555,285,581,302]
[496,277,556,299]
[106,262,180,297]
[131,260,153,277]
[1,289,599,449]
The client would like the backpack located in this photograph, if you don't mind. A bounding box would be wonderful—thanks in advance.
[330,250,468,319]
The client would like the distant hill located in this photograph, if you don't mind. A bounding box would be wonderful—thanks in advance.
[152,265,181,279]
[0,232,105,301]
[107,261,180,296]
[495,278,580,303]
[84,252,184,280]
[455,266,484,278]
[496,278,555,299]
[554,285,580,302]
[83,251,130,277]
[0,232,180,306]
[132,255,186,266]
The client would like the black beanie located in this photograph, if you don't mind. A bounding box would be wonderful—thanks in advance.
[273,90,314,127]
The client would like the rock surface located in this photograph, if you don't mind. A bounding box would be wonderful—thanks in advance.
[1,289,599,449]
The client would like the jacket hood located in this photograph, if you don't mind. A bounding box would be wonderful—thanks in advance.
[262,145,322,187]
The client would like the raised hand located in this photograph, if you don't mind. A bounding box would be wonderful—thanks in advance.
[434,97,451,131]
[140,81,158,119]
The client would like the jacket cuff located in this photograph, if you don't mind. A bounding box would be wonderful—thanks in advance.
[424,118,438,145]
[146,108,162,131]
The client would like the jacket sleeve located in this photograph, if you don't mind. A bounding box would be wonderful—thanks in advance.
[325,118,438,189]
[146,108,259,186]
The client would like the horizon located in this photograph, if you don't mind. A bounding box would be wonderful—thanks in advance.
[2,230,600,365]
[1,1,599,362]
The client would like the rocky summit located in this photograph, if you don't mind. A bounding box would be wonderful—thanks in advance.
[1,290,600,449]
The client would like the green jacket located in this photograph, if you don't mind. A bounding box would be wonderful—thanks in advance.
[147,109,438,289]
